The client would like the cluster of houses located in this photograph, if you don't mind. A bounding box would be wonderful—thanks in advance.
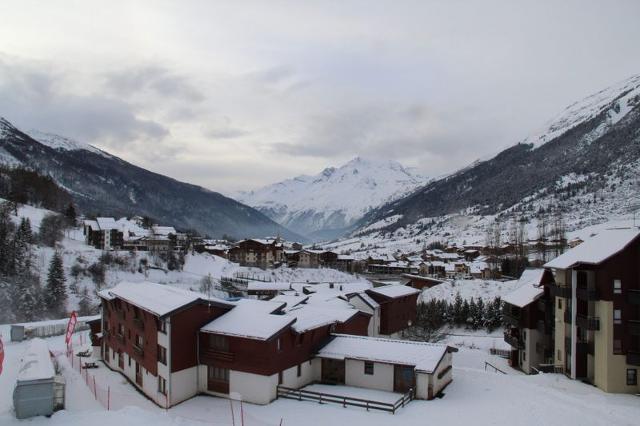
[93,278,456,408]
[501,228,640,395]
[83,217,187,252]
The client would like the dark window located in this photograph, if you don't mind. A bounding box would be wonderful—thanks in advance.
[158,345,167,365]
[614,340,623,354]
[136,334,144,348]
[209,334,229,351]
[208,366,229,382]
[278,371,283,385]
[158,376,167,395]
[364,361,374,375]
[297,364,302,377]
[614,310,622,325]
[128,354,131,367]
[276,338,282,352]
[557,299,562,310]
[158,320,167,334]
[627,369,637,386]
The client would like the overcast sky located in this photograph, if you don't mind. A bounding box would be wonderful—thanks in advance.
[1,0,640,194]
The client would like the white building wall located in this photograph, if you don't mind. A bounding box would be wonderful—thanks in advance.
[415,372,429,399]
[229,370,278,405]
[429,352,452,397]
[344,359,394,392]
[348,297,380,337]
[170,367,198,405]
[281,360,315,389]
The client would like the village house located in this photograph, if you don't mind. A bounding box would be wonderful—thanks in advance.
[502,268,554,373]
[228,238,285,268]
[503,228,640,394]
[402,274,445,290]
[544,228,640,394]
[83,217,124,250]
[365,285,420,337]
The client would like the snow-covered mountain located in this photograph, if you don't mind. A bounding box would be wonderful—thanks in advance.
[0,117,304,241]
[337,74,640,255]
[237,157,428,240]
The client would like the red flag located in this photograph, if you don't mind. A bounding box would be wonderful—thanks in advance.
[0,336,5,375]
[65,311,78,346]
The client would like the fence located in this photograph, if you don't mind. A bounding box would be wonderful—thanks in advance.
[489,348,511,358]
[484,361,507,374]
[276,385,414,414]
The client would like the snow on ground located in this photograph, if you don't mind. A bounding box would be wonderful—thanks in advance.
[2,322,639,426]
[422,278,519,303]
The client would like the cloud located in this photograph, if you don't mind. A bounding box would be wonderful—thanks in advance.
[0,55,169,148]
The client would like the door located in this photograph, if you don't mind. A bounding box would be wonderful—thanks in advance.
[321,358,345,384]
[207,366,230,394]
[135,361,143,386]
[393,365,415,393]
[118,351,124,369]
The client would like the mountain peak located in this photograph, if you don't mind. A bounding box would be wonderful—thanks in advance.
[25,130,103,154]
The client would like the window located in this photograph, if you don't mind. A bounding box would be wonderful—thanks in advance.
[158,376,167,395]
[557,298,562,310]
[118,323,125,337]
[158,320,167,334]
[614,309,622,325]
[158,345,167,365]
[614,279,622,295]
[208,366,229,382]
[278,371,283,385]
[105,346,110,361]
[522,351,526,362]
[614,340,623,354]
[297,364,302,377]
[135,334,144,348]
[364,361,374,375]
[557,350,562,361]
[276,338,281,352]
[522,330,527,341]
[627,369,637,386]
[128,354,131,367]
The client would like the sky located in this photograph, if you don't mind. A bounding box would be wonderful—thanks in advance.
[1,0,640,194]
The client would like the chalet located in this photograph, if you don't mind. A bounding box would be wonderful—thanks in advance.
[83,217,124,250]
[247,281,292,299]
[228,239,284,268]
[366,285,420,337]
[98,282,234,408]
[502,268,554,373]
[402,274,445,290]
[543,228,640,394]
[298,249,322,268]
[317,334,456,400]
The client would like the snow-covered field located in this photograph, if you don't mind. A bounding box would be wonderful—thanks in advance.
[1,323,638,426]
[421,278,519,303]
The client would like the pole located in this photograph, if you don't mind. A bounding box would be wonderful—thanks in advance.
[107,386,110,410]
[93,376,97,399]
[240,400,244,426]
[230,400,235,426]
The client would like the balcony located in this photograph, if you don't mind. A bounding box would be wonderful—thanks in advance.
[116,333,125,343]
[133,317,145,331]
[133,345,144,356]
[627,351,640,366]
[576,287,599,301]
[576,315,600,331]
[203,349,235,363]
[629,289,640,305]
[502,308,521,327]
[549,283,571,299]
[628,320,640,336]
[504,332,524,349]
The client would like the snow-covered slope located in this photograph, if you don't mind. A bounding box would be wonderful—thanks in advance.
[237,157,428,240]
[25,129,107,156]
[522,74,640,148]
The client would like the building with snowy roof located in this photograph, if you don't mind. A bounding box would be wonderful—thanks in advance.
[365,285,420,337]
[543,228,640,394]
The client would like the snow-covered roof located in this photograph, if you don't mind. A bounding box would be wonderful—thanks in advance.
[287,304,358,333]
[348,292,380,309]
[98,281,231,317]
[17,338,55,382]
[96,217,118,230]
[367,284,420,299]
[317,334,450,373]
[544,228,640,269]
[502,285,543,308]
[83,219,98,229]
[247,281,291,291]
[152,225,177,236]
[201,299,294,340]
[270,294,309,308]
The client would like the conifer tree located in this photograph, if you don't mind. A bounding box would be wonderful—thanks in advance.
[45,252,67,317]
[78,287,93,316]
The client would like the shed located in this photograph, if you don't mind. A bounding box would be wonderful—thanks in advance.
[13,339,65,419]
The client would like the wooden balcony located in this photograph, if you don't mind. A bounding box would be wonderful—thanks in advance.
[202,349,235,363]
[133,344,144,356]
[504,332,524,349]
[627,351,640,366]
[549,283,571,299]
[576,287,599,301]
[576,315,600,331]
[133,318,145,331]
[628,320,640,336]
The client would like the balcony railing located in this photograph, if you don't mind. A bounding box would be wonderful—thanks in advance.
[549,283,571,299]
[576,315,600,331]
[203,349,235,362]
[628,320,640,336]
[629,289,640,305]
[133,345,144,356]
[133,317,145,331]
[504,332,524,349]
[627,351,640,366]
[576,287,599,301]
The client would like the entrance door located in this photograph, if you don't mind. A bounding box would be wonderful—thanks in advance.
[393,365,415,393]
[321,358,345,384]
[207,366,230,394]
